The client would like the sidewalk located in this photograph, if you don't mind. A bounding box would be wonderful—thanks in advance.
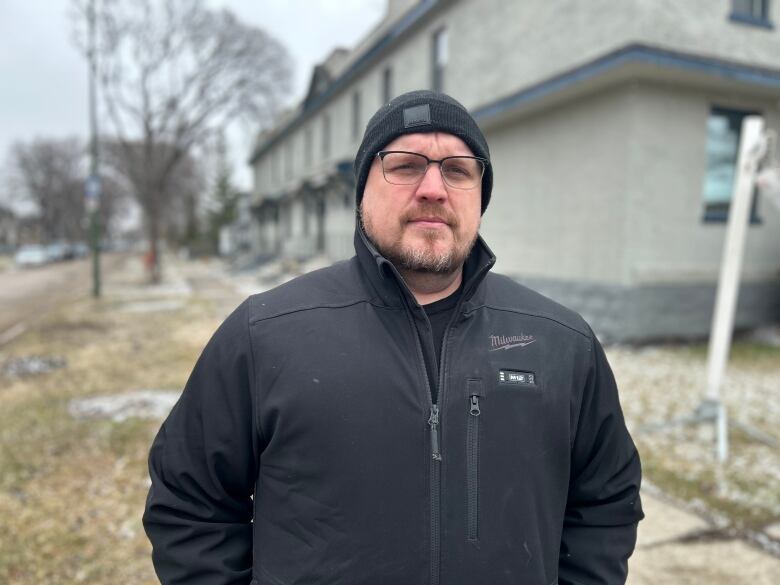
[630,489,779,584]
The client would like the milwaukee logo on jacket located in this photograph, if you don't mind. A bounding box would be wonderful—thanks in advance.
[143,228,643,585]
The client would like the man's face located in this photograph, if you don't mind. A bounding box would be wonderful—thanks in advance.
[360,132,482,274]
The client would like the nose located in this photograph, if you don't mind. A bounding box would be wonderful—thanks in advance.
[414,162,449,202]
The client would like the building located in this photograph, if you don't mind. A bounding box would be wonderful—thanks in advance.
[249,0,780,341]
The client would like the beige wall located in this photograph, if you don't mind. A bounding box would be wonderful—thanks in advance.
[481,80,780,287]
[481,86,635,284]
[624,82,780,285]
[450,0,780,110]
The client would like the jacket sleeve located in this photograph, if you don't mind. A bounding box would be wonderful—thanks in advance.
[558,329,644,585]
[143,299,260,585]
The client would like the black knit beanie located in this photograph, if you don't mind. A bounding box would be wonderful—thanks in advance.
[354,90,492,213]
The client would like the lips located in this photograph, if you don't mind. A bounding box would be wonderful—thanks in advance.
[409,216,448,226]
[401,204,457,229]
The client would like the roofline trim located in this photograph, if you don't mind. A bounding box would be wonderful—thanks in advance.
[472,43,780,123]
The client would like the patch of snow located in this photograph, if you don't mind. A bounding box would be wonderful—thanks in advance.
[68,390,180,422]
[3,355,67,377]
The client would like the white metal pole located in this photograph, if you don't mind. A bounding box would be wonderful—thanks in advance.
[704,115,764,462]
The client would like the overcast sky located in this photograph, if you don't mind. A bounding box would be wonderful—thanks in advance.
[0,0,386,195]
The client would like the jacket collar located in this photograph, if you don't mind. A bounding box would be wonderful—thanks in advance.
[354,215,496,310]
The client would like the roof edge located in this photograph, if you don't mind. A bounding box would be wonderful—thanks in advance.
[473,43,780,124]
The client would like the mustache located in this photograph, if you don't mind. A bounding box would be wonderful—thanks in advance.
[401,203,458,227]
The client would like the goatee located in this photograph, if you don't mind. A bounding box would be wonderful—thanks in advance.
[359,203,478,275]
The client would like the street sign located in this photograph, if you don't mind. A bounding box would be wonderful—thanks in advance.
[85,174,101,213]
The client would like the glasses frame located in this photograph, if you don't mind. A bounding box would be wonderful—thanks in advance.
[376,150,489,190]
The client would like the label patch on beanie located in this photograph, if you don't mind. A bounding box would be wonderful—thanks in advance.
[403,104,431,128]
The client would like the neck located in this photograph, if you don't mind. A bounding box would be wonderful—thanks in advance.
[399,267,463,305]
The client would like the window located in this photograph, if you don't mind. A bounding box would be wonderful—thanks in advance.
[303,199,311,236]
[352,90,362,140]
[322,113,331,159]
[432,27,448,92]
[701,107,762,223]
[285,142,293,179]
[730,0,773,28]
[304,126,313,166]
[382,67,393,104]
[272,151,281,185]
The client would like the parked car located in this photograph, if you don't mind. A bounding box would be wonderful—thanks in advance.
[14,245,48,268]
[45,241,69,262]
[71,242,89,258]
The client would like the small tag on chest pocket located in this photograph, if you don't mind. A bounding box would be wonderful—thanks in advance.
[498,369,537,387]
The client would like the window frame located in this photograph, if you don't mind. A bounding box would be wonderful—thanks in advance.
[431,27,448,92]
[701,105,763,225]
[352,90,362,140]
[322,113,331,159]
[382,66,393,104]
[729,0,774,29]
[304,126,313,166]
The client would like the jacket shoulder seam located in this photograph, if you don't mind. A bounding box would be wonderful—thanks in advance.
[468,303,590,340]
[248,298,400,324]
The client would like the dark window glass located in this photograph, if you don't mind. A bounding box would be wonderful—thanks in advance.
[730,0,772,27]
[383,67,393,104]
[732,0,769,19]
[322,114,330,158]
[701,107,762,223]
[352,91,362,140]
[432,27,448,92]
[272,151,280,184]
[285,142,293,179]
[304,127,313,166]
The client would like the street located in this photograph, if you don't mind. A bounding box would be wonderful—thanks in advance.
[0,256,117,344]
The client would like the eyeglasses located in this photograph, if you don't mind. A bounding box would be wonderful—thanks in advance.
[376,150,488,190]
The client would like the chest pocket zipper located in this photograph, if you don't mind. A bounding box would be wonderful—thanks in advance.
[466,379,483,542]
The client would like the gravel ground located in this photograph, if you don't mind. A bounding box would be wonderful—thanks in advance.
[608,341,780,530]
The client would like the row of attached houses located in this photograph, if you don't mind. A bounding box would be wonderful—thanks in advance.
[248,0,780,342]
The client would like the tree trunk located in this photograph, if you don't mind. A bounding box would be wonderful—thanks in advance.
[144,202,162,284]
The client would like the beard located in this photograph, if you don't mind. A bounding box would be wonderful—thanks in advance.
[360,202,479,275]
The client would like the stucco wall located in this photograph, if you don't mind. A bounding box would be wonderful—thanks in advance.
[624,81,780,286]
[481,85,634,284]
[449,0,780,110]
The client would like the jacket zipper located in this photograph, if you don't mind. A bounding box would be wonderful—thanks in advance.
[399,306,441,585]
[393,267,472,585]
[466,394,481,541]
[429,405,442,461]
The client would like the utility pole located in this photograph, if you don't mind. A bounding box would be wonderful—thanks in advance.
[86,0,102,297]
[703,115,765,462]
[637,116,779,461]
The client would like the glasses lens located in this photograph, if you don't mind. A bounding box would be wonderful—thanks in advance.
[441,157,484,189]
[381,152,428,185]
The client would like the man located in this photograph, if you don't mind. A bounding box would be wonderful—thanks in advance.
[144,90,643,585]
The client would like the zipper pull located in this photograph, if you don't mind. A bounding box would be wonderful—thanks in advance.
[428,405,442,461]
[469,395,481,416]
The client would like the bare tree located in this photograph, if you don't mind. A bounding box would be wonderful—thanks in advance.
[71,0,292,281]
[6,137,129,245]
[8,137,86,243]
[104,139,206,251]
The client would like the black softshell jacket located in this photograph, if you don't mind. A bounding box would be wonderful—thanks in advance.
[144,228,643,585]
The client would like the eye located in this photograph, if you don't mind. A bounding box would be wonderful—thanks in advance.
[383,153,427,174]
[443,159,476,178]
